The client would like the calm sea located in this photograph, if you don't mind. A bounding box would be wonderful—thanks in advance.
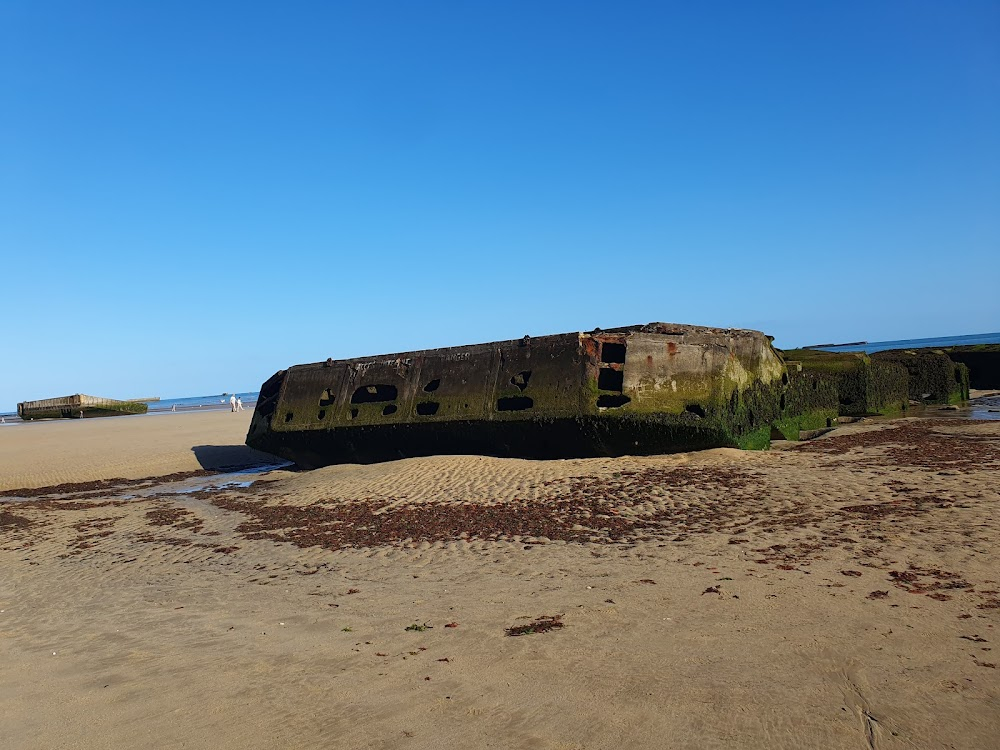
[147,392,260,412]
[805,332,1000,354]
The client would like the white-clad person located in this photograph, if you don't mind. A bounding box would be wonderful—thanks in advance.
[230,394,237,412]
[236,396,244,412]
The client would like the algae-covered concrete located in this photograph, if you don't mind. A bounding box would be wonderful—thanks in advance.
[246,323,787,468]
[770,363,839,440]
[933,344,1000,390]
[16,394,149,420]
[779,349,909,418]
[872,349,969,404]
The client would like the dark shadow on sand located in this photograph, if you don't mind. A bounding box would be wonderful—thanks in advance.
[191,444,284,471]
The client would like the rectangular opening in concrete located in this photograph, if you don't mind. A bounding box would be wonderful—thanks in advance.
[600,342,626,364]
[351,385,398,404]
[598,368,624,392]
[497,396,533,412]
[597,394,630,408]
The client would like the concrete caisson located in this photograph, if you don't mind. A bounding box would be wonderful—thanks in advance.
[246,323,787,468]
[16,394,148,420]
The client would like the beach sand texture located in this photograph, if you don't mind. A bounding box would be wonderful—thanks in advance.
[1,413,999,749]
[0,411,273,491]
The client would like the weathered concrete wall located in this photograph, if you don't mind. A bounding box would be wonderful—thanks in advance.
[265,333,587,433]
[247,323,786,467]
[937,346,1000,390]
[617,330,783,412]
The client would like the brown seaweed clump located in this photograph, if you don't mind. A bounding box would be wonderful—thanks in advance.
[208,466,760,552]
[795,420,1000,470]
[505,615,564,637]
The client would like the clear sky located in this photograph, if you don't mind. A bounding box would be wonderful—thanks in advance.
[2,1,998,412]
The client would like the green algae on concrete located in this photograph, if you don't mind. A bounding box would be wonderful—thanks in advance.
[872,349,969,404]
[16,394,149,420]
[779,349,909,418]
[247,323,788,468]
[770,364,840,441]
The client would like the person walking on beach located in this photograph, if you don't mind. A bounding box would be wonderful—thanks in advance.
[230,394,237,412]
[236,396,244,412]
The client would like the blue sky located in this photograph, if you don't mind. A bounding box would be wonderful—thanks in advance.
[1,1,997,411]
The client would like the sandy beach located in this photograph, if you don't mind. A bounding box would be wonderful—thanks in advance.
[2,411,999,749]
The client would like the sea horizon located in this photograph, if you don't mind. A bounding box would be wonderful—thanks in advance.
[802,331,1000,354]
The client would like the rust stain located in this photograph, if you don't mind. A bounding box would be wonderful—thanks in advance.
[667,342,678,355]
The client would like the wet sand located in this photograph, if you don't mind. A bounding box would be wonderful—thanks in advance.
[1,412,999,748]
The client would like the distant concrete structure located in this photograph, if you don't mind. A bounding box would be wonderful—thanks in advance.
[246,323,787,468]
[16,394,149,420]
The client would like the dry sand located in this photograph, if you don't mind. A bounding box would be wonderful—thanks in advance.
[1,412,999,749]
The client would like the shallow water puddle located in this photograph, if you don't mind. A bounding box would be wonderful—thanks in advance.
[0,461,293,504]
[139,462,293,496]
